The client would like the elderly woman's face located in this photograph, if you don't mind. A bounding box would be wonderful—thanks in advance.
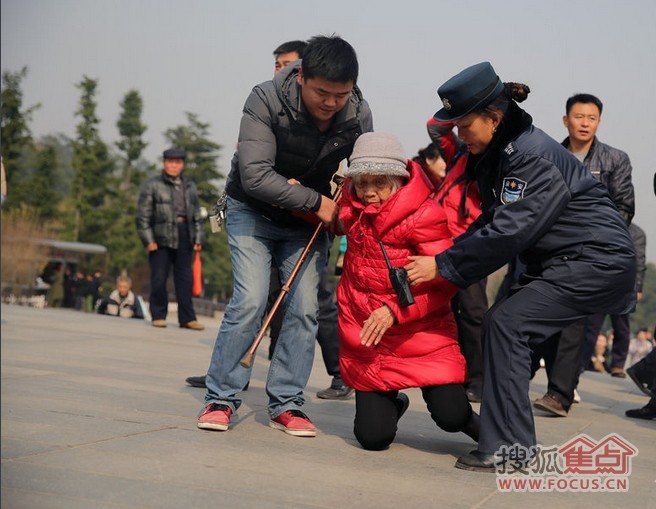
[454,113,499,155]
[353,175,395,206]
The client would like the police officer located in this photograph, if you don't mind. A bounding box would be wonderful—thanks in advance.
[405,62,636,472]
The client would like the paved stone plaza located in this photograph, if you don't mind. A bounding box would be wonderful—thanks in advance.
[1,304,654,508]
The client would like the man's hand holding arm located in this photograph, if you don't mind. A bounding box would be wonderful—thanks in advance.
[405,255,439,286]
[315,194,339,226]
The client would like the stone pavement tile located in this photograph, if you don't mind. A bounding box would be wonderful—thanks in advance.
[11,426,489,508]
[1,461,272,509]
[1,489,128,509]
[1,437,60,460]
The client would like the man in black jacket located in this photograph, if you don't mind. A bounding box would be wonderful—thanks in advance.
[532,93,636,416]
[197,35,372,437]
[561,94,634,223]
[136,147,204,330]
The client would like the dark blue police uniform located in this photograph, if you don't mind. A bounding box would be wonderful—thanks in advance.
[436,103,636,456]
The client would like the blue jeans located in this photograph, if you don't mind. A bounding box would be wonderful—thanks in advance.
[204,197,328,418]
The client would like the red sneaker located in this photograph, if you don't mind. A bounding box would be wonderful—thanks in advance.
[269,410,317,437]
[197,403,232,431]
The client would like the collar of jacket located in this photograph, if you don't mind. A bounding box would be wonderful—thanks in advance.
[561,135,599,160]
[161,172,187,186]
[465,101,532,180]
[275,62,365,131]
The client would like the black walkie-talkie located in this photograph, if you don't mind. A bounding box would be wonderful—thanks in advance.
[379,241,415,307]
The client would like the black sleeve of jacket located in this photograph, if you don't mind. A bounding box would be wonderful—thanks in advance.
[436,153,571,288]
[132,300,145,319]
[426,118,465,162]
[136,180,155,246]
[629,223,647,292]
[96,298,109,315]
[187,181,204,246]
[609,150,635,225]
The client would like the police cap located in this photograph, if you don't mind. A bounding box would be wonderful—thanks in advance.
[162,147,187,160]
[433,62,504,122]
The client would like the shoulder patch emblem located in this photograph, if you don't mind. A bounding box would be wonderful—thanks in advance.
[501,177,527,204]
[504,143,515,155]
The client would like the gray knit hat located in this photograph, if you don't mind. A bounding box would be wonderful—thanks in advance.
[345,132,409,178]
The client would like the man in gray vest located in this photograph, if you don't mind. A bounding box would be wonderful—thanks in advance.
[198,35,373,437]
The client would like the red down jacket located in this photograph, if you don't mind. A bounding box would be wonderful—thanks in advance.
[336,160,466,391]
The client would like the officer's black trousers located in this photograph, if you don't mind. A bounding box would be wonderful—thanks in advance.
[479,287,586,455]
[530,319,586,410]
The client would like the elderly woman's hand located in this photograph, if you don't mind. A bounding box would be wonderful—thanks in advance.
[404,255,439,286]
[360,305,395,347]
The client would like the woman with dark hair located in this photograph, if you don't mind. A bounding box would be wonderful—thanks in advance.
[414,143,447,187]
[415,128,487,403]
[405,62,636,472]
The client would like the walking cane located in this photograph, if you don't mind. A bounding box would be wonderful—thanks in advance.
[239,175,345,368]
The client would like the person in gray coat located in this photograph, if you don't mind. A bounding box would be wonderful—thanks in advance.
[198,35,373,437]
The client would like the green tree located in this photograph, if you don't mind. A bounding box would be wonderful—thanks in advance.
[40,133,75,196]
[21,143,61,219]
[69,76,116,243]
[0,67,40,207]
[101,89,151,277]
[116,89,147,190]
[632,262,656,332]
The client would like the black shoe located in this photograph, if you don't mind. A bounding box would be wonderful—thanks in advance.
[626,366,655,398]
[186,375,207,388]
[625,404,656,420]
[395,392,410,420]
[465,379,482,403]
[317,384,354,399]
[466,386,482,403]
[455,450,496,473]
[534,393,568,417]
[317,376,354,400]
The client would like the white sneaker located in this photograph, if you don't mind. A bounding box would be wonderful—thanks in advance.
[573,389,581,404]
